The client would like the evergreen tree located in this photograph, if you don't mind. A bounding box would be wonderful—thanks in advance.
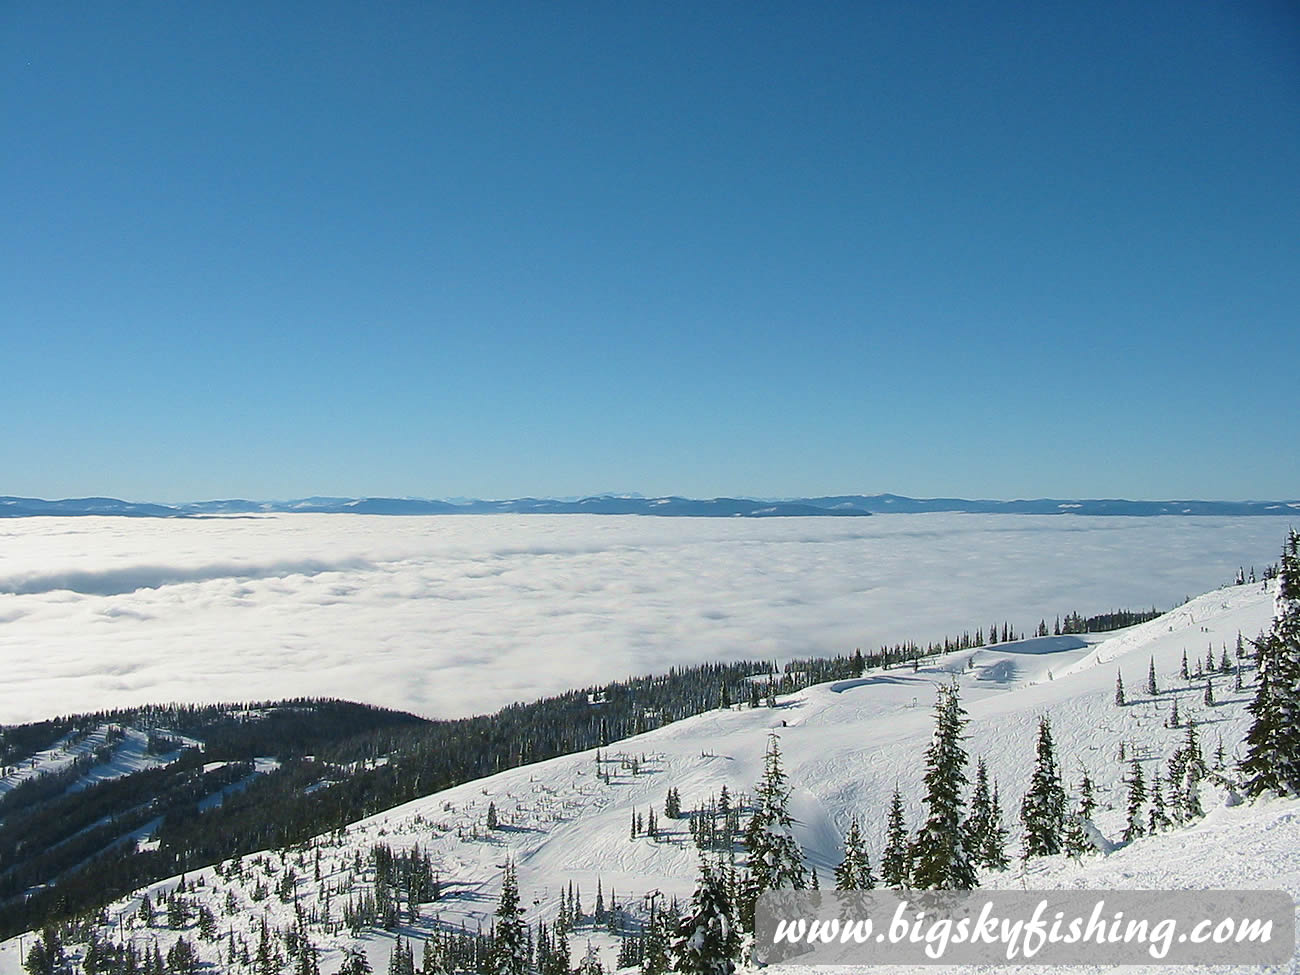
[1020,716,1067,859]
[834,819,875,890]
[1146,658,1158,696]
[487,802,499,830]
[1147,775,1170,834]
[1062,811,1090,859]
[880,788,910,888]
[1241,530,1300,798]
[493,864,529,975]
[981,783,1010,871]
[1204,678,1215,706]
[1114,669,1126,707]
[911,683,976,889]
[670,861,740,975]
[1122,758,1146,842]
[665,788,682,820]
[1078,772,1096,820]
[1180,650,1189,680]
[641,905,670,975]
[963,757,993,870]
[743,734,807,893]
[1170,719,1207,822]
[340,946,373,975]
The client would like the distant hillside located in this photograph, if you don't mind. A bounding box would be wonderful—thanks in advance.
[3,494,1298,518]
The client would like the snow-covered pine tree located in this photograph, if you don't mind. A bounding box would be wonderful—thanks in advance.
[1062,811,1090,859]
[1148,774,1170,833]
[641,904,670,975]
[1114,670,1126,707]
[880,788,910,887]
[1020,716,1067,859]
[670,860,740,975]
[834,819,875,890]
[1122,757,1146,842]
[1204,678,1214,707]
[1170,719,1207,822]
[1241,529,1300,798]
[981,783,1010,871]
[492,864,529,975]
[340,946,373,975]
[910,683,977,889]
[577,941,603,975]
[963,757,993,868]
[1146,658,1158,696]
[743,734,807,894]
[1181,650,1190,680]
[1078,772,1096,820]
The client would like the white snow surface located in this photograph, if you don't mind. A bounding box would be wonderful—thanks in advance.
[0,513,1285,724]
[2,580,1297,974]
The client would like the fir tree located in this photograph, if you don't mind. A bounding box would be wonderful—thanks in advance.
[1114,670,1126,707]
[670,861,740,975]
[1170,719,1206,821]
[1241,530,1300,798]
[487,802,499,830]
[1122,757,1146,842]
[1146,657,1158,696]
[981,783,1010,871]
[1078,772,1096,820]
[1020,716,1067,859]
[834,819,875,890]
[743,734,807,893]
[1180,649,1189,680]
[963,757,994,870]
[1062,811,1089,859]
[493,864,529,975]
[911,683,976,889]
[641,905,670,975]
[880,788,910,888]
[1148,775,1170,834]
[1204,678,1215,707]
[340,946,373,975]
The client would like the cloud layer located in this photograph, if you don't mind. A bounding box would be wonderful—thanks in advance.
[0,514,1286,725]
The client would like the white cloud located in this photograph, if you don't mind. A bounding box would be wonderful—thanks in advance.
[0,513,1286,724]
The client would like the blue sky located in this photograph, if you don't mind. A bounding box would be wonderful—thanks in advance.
[3,2,1297,502]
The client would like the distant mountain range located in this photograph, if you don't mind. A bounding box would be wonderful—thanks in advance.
[2,493,1298,518]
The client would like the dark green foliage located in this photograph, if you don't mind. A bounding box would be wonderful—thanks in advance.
[834,819,875,890]
[744,735,806,894]
[911,684,976,890]
[963,757,1007,872]
[493,864,529,975]
[1020,717,1066,859]
[1242,530,1300,798]
[880,788,910,888]
[671,861,739,975]
[1122,758,1146,842]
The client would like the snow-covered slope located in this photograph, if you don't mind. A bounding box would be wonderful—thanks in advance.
[2,582,1294,975]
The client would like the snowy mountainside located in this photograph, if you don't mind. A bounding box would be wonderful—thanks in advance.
[2,582,1295,975]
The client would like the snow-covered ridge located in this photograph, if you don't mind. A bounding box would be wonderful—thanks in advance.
[1,582,1294,975]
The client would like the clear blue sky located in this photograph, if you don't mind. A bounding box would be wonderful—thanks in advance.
[4,2,1297,502]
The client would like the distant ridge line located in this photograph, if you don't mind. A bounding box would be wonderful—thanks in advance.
[2,494,1298,518]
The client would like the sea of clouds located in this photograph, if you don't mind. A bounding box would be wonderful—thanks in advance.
[0,513,1287,725]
